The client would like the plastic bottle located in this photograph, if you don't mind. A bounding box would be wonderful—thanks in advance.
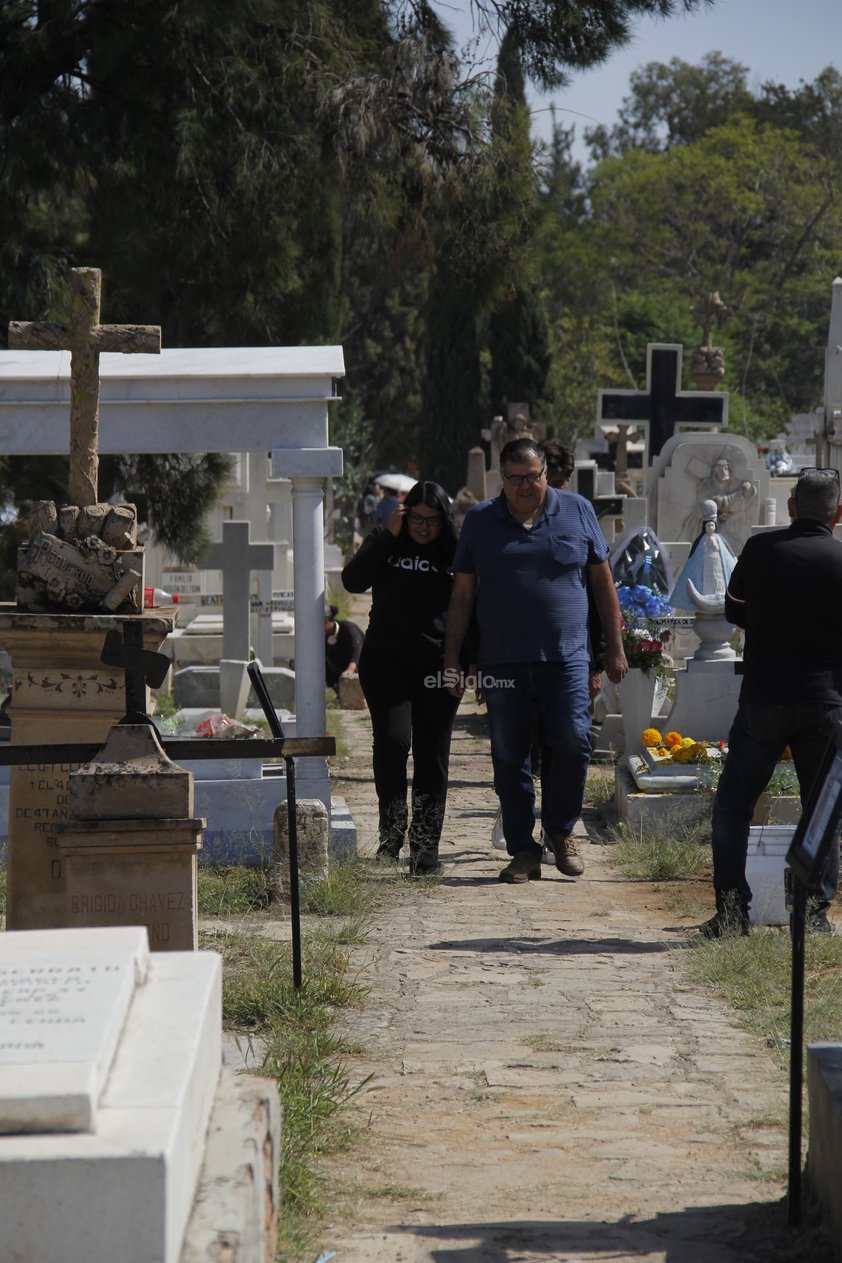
[144,587,180,608]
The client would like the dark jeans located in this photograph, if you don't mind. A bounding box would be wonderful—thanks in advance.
[358,645,459,860]
[712,700,842,915]
[484,660,591,860]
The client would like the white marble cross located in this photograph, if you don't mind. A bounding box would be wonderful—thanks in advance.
[825,275,842,438]
[8,267,160,508]
[202,520,276,661]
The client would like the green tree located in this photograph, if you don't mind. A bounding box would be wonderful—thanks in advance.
[585,51,753,158]
[582,116,842,433]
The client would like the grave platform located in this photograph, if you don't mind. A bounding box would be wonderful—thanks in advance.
[0,926,222,1263]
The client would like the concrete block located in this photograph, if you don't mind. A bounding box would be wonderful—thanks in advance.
[0,933,222,1263]
[219,659,251,719]
[615,760,712,834]
[337,675,366,709]
[329,794,357,862]
[174,666,221,709]
[181,1073,281,1263]
[808,1042,842,1258]
[246,666,296,712]
[272,798,329,902]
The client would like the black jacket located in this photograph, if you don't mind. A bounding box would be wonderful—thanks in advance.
[725,517,842,705]
[342,527,475,668]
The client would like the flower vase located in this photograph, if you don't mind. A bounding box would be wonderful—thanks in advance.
[616,667,658,756]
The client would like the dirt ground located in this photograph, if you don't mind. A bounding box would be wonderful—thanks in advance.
[316,688,834,1263]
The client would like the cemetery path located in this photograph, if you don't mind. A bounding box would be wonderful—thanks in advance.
[321,697,833,1263]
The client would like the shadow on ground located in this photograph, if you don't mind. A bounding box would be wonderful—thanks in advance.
[427,933,673,956]
[366,1197,833,1263]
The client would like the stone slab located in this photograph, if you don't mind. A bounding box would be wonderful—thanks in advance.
[0,934,222,1263]
[0,927,149,1133]
[808,1041,842,1261]
[180,1072,281,1263]
[615,760,712,832]
[59,826,203,951]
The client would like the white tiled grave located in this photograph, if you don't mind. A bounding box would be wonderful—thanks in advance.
[0,925,222,1263]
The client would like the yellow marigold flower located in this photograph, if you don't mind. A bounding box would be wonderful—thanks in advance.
[681,736,695,748]
[672,746,695,763]
[689,742,707,760]
[663,731,683,748]
[657,747,670,759]
[641,727,662,747]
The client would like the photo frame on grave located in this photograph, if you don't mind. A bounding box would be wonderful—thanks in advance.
[786,717,842,888]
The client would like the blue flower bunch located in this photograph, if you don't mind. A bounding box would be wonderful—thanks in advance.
[616,584,673,623]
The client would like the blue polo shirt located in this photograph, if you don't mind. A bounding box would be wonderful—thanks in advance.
[452,487,608,665]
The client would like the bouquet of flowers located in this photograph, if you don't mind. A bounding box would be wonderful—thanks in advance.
[616,584,673,677]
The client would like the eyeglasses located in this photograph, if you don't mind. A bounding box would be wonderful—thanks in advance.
[407,511,442,529]
[501,466,546,488]
[798,467,840,480]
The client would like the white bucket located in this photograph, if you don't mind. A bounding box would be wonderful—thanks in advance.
[746,824,795,925]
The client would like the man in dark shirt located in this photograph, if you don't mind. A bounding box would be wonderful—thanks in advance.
[703,468,842,937]
[324,602,364,691]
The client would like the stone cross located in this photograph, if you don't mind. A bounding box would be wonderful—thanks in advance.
[203,520,276,660]
[598,343,727,462]
[8,267,161,508]
[824,275,842,439]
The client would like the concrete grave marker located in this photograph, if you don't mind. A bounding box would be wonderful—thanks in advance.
[0,926,149,1134]
[0,926,224,1263]
[202,520,276,662]
[200,519,276,715]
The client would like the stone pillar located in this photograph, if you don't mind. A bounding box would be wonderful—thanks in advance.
[57,724,203,951]
[466,447,487,502]
[254,570,274,665]
[271,798,329,904]
[290,477,330,803]
[0,612,175,930]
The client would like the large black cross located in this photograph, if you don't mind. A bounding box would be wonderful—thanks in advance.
[598,343,728,460]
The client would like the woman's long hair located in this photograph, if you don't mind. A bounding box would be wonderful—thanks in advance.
[400,481,458,562]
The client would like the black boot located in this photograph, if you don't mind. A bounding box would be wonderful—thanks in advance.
[408,795,445,875]
[699,890,750,939]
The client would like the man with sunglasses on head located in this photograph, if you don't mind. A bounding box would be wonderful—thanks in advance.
[703,467,842,937]
[444,438,627,884]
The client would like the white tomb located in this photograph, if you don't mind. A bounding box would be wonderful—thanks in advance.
[0,344,343,811]
[0,926,222,1263]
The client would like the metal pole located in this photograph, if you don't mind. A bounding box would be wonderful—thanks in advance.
[285,753,302,991]
[788,875,808,1225]
[246,661,303,991]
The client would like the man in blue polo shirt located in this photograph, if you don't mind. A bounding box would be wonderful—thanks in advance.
[444,438,627,883]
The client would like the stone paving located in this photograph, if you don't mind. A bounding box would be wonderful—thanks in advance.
[320,697,833,1263]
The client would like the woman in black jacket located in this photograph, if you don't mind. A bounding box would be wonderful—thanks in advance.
[342,480,468,875]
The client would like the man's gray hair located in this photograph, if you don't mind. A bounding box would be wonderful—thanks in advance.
[795,470,840,525]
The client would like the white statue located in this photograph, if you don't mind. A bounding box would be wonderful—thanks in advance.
[670,499,738,613]
[669,500,739,661]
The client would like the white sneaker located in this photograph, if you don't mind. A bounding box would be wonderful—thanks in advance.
[491,807,507,851]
